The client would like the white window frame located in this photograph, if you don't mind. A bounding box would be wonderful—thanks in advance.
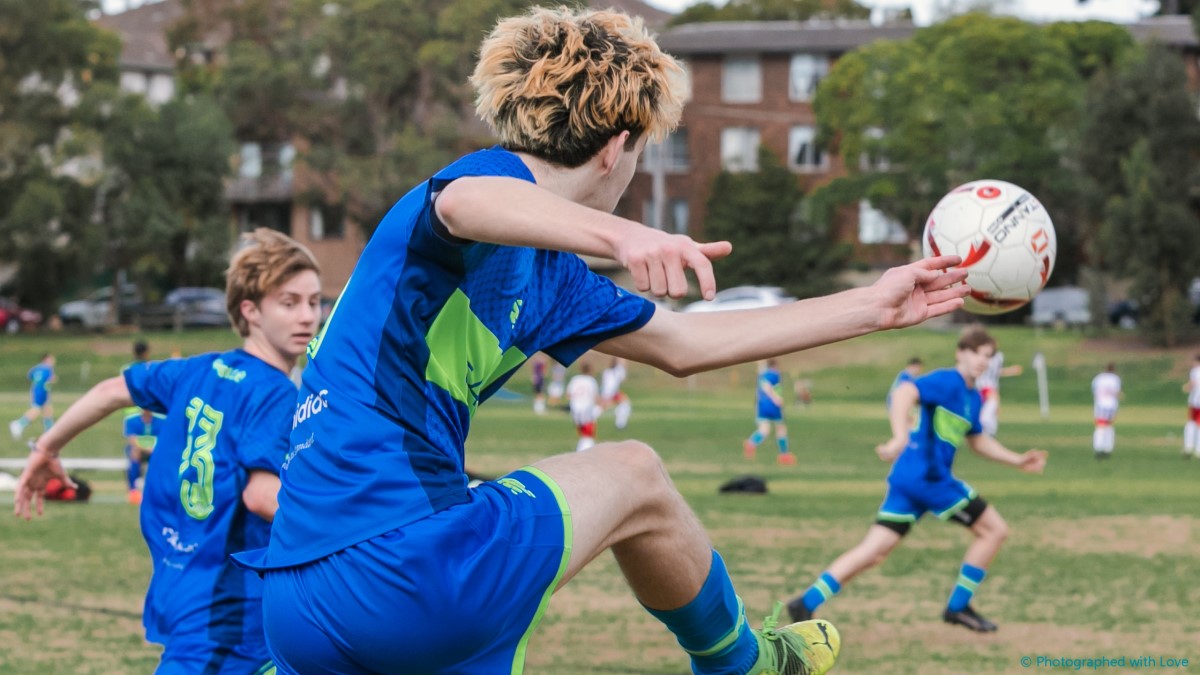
[720,127,760,172]
[788,53,829,102]
[857,199,908,245]
[788,126,826,172]
[722,55,761,103]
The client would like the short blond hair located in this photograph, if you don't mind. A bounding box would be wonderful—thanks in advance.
[225,228,320,337]
[471,6,685,168]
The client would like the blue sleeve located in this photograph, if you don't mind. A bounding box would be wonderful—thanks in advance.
[912,370,952,408]
[123,416,138,436]
[123,357,195,415]
[236,384,296,474]
[968,391,984,435]
[537,254,656,366]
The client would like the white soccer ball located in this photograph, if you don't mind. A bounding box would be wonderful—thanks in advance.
[921,179,1057,315]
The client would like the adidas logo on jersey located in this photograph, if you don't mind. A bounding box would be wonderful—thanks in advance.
[293,389,329,429]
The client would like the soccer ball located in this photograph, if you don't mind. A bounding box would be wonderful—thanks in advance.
[921,179,1056,315]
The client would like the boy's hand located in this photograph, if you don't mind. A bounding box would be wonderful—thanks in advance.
[614,230,732,300]
[871,256,970,330]
[1017,449,1048,474]
[875,436,907,462]
[13,440,74,520]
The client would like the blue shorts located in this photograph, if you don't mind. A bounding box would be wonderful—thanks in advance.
[260,467,571,675]
[155,639,275,674]
[31,387,48,407]
[877,476,977,527]
[755,404,783,423]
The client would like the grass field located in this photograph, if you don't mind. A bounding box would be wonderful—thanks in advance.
[1,326,1198,674]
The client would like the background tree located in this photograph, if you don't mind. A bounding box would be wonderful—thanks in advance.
[1081,45,1200,346]
[811,14,1135,287]
[0,0,121,311]
[703,148,850,298]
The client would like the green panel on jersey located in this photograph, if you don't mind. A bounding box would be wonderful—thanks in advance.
[932,406,972,447]
[425,289,527,416]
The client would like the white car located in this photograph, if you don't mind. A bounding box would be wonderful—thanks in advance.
[681,286,796,313]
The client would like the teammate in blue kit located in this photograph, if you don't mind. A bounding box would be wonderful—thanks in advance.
[887,356,923,406]
[10,353,57,439]
[235,8,969,675]
[15,229,321,673]
[786,329,1048,633]
[123,407,165,505]
[743,359,795,465]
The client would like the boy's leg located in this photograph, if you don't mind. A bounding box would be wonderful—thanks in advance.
[41,404,54,431]
[788,524,903,621]
[9,407,39,438]
[744,421,770,459]
[944,504,1006,632]
[774,423,795,466]
[534,442,838,675]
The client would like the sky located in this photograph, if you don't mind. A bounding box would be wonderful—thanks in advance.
[641,0,1163,25]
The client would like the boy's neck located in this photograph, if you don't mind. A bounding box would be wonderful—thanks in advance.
[956,365,975,388]
[241,334,296,375]
[517,153,592,206]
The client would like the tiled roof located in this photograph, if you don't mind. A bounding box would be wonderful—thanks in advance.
[94,0,183,71]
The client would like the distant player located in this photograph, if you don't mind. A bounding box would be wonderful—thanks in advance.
[976,348,1022,436]
[123,407,165,504]
[231,8,967,675]
[786,329,1047,633]
[744,359,795,465]
[1183,354,1200,457]
[531,355,548,414]
[547,361,567,407]
[888,357,923,406]
[15,228,322,673]
[1091,363,1122,459]
[9,353,56,439]
[600,356,632,429]
[568,363,600,451]
[122,340,153,505]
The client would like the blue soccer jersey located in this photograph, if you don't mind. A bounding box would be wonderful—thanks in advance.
[889,368,983,485]
[123,411,166,454]
[250,147,655,568]
[123,349,296,652]
[29,363,53,403]
[756,368,783,421]
[886,368,917,407]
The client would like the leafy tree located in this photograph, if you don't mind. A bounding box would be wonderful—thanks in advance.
[811,14,1135,286]
[0,0,121,310]
[703,148,850,298]
[173,0,537,235]
[1082,46,1200,346]
[671,0,870,25]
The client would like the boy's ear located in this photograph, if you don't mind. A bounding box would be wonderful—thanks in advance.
[598,131,631,176]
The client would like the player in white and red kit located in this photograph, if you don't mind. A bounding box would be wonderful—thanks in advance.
[600,357,632,430]
[1183,354,1200,457]
[568,363,600,452]
[976,351,1022,437]
[1091,363,1121,458]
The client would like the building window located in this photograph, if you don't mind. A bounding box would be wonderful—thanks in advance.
[238,143,262,179]
[309,203,345,240]
[858,199,908,244]
[670,198,689,235]
[789,54,829,102]
[788,126,826,172]
[238,202,291,234]
[722,55,761,103]
[640,129,690,173]
[721,127,760,172]
[119,71,148,95]
[147,73,175,105]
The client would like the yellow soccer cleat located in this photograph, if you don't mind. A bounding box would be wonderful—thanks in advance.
[746,602,841,675]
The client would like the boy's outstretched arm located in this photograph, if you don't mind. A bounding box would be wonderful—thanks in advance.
[14,376,133,520]
[967,434,1048,473]
[435,176,731,300]
[596,257,969,377]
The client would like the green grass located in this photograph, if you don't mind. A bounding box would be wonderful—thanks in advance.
[1,326,1198,673]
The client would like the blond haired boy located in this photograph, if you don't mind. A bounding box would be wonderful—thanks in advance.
[15,228,322,673]
[237,8,968,675]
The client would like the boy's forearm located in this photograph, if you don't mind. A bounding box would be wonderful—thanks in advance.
[435,177,632,258]
[36,377,134,457]
[969,435,1022,467]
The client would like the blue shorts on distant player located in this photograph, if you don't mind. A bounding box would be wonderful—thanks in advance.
[260,467,571,675]
[31,387,48,407]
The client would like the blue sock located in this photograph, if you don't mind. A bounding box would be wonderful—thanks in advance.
[802,571,842,612]
[42,417,53,431]
[14,417,30,432]
[947,563,987,612]
[644,550,759,675]
[777,437,789,454]
[126,460,141,491]
[749,431,765,445]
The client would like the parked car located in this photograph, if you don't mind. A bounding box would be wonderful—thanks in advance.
[681,286,796,313]
[0,298,43,333]
[1108,299,1139,329]
[1030,286,1091,327]
[137,287,229,329]
[59,284,142,330]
